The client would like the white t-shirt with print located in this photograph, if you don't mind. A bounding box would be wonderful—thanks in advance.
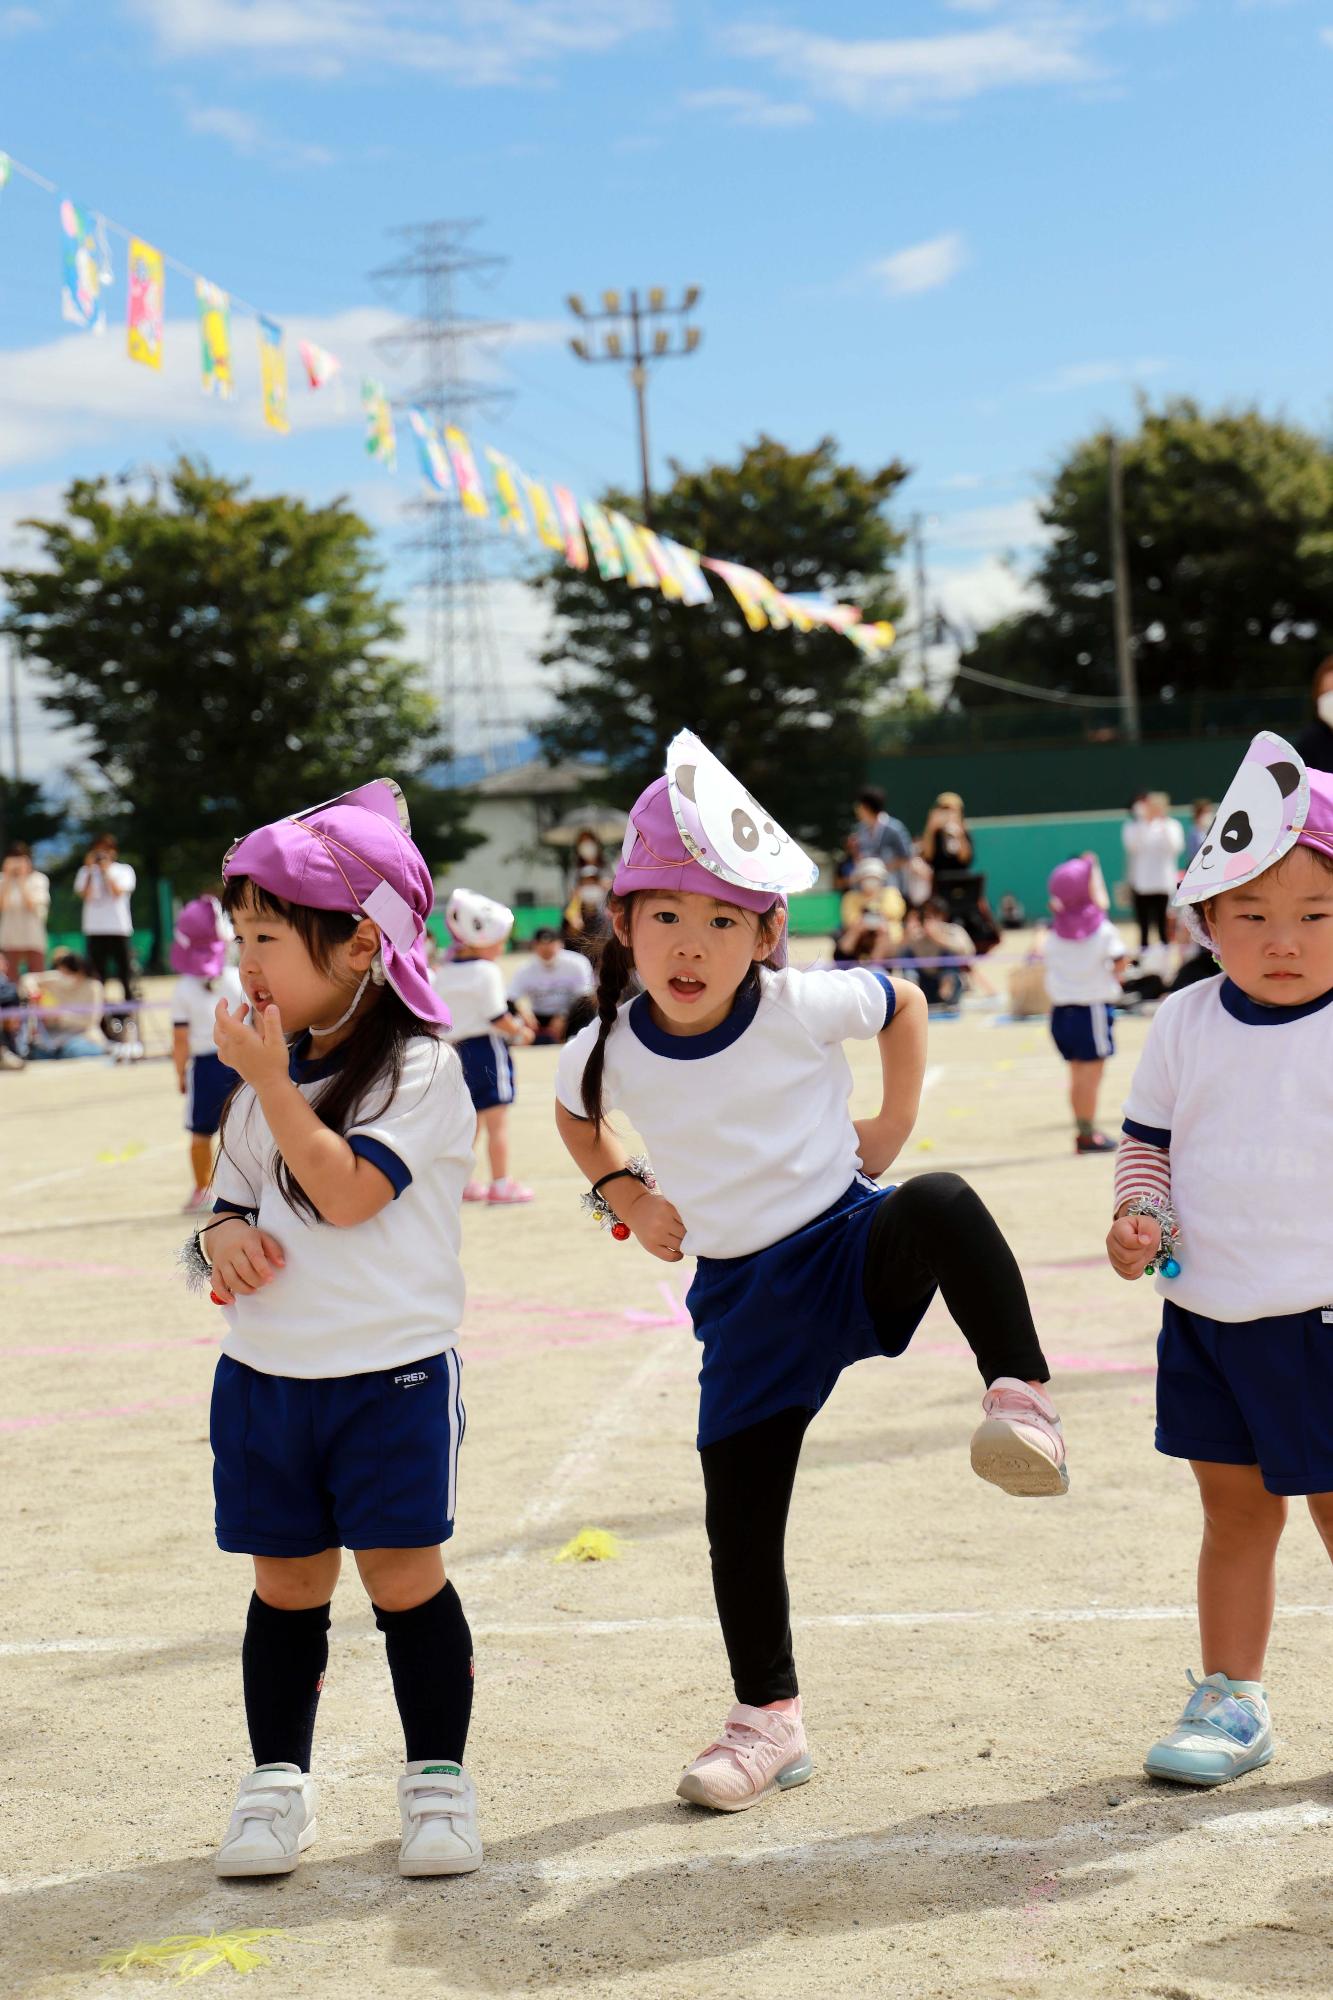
[171,968,244,1058]
[432,956,508,1043]
[509,949,595,1018]
[74,860,137,936]
[1044,919,1127,1006]
[212,1033,477,1378]
[1122,977,1333,1321]
[556,963,894,1260]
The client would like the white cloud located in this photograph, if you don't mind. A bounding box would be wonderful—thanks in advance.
[128,0,668,85]
[871,232,968,297]
[0,6,40,30]
[929,498,1051,557]
[680,87,815,127]
[933,553,1043,628]
[1322,24,1333,45]
[938,471,986,490]
[725,16,1100,116]
[1030,355,1168,392]
[184,102,334,167]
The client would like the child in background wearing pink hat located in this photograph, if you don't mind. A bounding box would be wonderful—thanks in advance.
[1109,735,1333,1788]
[169,893,244,1212]
[433,888,536,1204]
[555,732,1070,1814]
[195,780,484,1880]
[1043,853,1127,1155]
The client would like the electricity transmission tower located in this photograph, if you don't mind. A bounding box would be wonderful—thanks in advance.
[372,220,515,777]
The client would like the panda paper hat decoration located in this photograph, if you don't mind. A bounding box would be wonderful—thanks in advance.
[1174,731,1313,907]
[445,887,514,948]
[658,729,819,899]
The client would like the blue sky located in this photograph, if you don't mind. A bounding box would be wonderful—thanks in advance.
[1,0,1330,779]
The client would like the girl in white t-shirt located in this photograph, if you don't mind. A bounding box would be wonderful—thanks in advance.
[555,733,1069,1815]
[432,888,535,1204]
[1043,854,1127,1155]
[169,894,244,1212]
[1109,735,1333,1790]
[193,781,482,1881]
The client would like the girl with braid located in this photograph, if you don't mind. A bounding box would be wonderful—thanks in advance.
[555,732,1070,1814]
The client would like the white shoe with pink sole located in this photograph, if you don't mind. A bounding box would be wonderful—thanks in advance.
[970,1377,1069,1496]
[487,1178,534,1204]
[676,1701,813,1812]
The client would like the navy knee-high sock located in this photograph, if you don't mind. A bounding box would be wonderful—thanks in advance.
[374,1581,474,1765]
[241,1593,330,1772]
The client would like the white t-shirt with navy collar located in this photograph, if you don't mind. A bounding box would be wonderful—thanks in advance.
[432,956,508,1043]
[556,963,895,1260]
[1123,976,1333,1322]
[212,1030,476,1379]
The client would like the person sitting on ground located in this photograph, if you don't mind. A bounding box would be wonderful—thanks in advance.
[508,928,595,1046]
[998,892,1026,930]
[25,948,105,1059]
[837,857,905,961]
[898,898,972,1009]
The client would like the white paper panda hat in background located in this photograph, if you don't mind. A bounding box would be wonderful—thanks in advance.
[445,887,515,949]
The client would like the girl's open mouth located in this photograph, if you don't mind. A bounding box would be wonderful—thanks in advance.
[668,976,706,1002]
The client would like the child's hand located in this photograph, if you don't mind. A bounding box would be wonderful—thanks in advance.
[626,1189,687,1263]
[1107,1211,1161,1281]
[209,1220,286,1304]
[176,1070,188,1095]
[214,997,290,1089]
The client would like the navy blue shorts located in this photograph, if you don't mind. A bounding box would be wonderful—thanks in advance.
[1156,1300,1333,1496]
[686,1178,936,1450]
[1049,1002,1115,1064]
[211,1348,465,1555]
[454,1032,515,1112]
[185,1050,233,1136]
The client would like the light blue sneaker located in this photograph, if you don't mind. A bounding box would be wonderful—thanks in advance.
[1143,1671,1274,1787]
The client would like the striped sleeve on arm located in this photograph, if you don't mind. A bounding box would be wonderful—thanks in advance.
[1114,1132,1171,1214]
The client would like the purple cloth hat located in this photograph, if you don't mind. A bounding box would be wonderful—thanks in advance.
[222,778,450,1028]
[1048,858,1103,941]
[1300,767,1333,862]
[170,895,230,979]
[614,776,790,968]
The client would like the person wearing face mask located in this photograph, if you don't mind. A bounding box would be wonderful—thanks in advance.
[1294,657,1333,776]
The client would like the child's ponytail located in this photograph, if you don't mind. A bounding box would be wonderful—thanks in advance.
[581,896,637,1132]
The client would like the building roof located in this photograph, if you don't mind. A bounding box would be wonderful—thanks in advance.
[473,759,607,800]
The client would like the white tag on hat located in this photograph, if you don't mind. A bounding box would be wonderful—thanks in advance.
[362,878,417,952]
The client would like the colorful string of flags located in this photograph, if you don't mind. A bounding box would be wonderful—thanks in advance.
[0,146,896,659]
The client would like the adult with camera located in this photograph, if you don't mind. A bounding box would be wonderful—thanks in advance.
[73,833,138,1001]
[0,840,51,977]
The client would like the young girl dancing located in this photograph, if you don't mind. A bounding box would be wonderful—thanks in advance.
[169,893,243,1212]
[1109,732,1333,1786]
[195,779,482,1877]
[555,732,1069,1813]
[433,888,535,1204]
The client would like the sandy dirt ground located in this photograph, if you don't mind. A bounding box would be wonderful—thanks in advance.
[4,957,1333,2000]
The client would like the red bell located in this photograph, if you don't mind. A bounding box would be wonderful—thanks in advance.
[610,1222,631,1241]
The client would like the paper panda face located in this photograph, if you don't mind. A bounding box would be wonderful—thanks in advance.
[665,729,819,895]
[1176,730,1309,906]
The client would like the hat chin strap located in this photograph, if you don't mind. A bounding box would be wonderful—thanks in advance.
[309,967,371,1039]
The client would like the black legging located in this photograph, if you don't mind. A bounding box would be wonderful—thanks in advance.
[700,1172,1048,1706]
[1132,892,1170,949]
[84,932,137,1000]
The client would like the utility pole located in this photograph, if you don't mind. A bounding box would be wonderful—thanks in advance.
[372,220,515,777]
[5,635,20,787]
[1108,433,1140,743]
[566,287,702,526]
[911,512,930,689]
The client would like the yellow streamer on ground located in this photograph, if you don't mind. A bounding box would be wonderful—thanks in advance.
[98,1930,288,1980]
[554,1527,625,1563]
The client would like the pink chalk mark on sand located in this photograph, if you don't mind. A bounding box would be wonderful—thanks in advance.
[1,1393,206,1434]
[0,1251,162,1280]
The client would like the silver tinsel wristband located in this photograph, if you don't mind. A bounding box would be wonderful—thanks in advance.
[1121,1194,1182,1278]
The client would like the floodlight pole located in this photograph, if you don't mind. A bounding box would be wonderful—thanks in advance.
[566,286,703,527]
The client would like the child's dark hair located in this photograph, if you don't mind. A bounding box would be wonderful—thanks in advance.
[218,875,437,1223]
[579,891,785,1131]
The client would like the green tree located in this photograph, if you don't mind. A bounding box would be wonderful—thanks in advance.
[536,435,908,851]
[0,776,66,852]
[2,459,479,935]
[958,399,1333,708]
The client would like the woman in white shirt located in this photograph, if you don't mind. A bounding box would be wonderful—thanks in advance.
[0,842,51,976]
[1121,793,1185,948]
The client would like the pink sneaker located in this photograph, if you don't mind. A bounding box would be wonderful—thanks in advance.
[676,1701,813,1812]
[182,1187,210,1215]
[461,1181,489,1203]
[487,1179,534,1205]
[970,1377,1069,1496]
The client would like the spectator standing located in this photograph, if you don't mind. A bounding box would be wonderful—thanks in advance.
[920,792,975,887]
[74,834,138,1000]
[851,786,913,892]
[1184,799,1215,866]
[1121,792,1184,948]
[508,928,595,1045]
[1294,656,1333,776]
[0,841,51,976]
